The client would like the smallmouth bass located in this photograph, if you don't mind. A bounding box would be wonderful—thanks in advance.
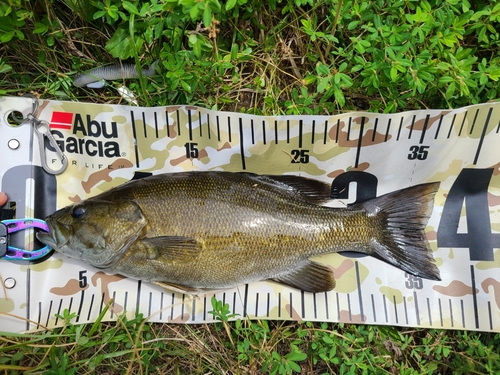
[37,172,441,294]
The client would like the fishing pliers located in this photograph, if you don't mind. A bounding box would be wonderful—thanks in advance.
[0,219,52,261]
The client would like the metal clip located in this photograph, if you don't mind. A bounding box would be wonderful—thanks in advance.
[0,219,52,261]
[23,96,68,175]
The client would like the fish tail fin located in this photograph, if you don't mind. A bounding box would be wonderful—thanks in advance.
[356,182,441,281]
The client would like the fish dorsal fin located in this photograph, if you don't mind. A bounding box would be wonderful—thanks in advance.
[141,236,201,263]
[258,175,332,205]
[270,260,336,293]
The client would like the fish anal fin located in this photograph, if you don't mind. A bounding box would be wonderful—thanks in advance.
[259,175,332,205]
[153,281,202,295]
[141,236,200,263]
[271,261,336,293]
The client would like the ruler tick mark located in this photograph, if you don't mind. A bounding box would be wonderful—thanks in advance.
[154,111,159,138]
[473,107,493,165]
[469,108,479,134]
[298,119,303,148]
[227,117,232,142]
[470,265,479,329]
[396,117,403,141]
[216,116,220,142]
[434,114,444,139]
[311,120,316,144]
[199,111,203,137]
[385,119,391,142]
[274,120,278,144]
[408,115,416,139]
[426,298,432,326]
[325,120,330,144]
[176,110,181,137]
[86,295,93,322]
[458,111,467,136]
[419,114,430,144]
[165,111,170,138]
[372,118,378,142]
[447,113,457,138]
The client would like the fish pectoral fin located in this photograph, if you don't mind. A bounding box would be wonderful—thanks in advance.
[141,236,201,262]
[270,261,336,293]
[152,281,202,295]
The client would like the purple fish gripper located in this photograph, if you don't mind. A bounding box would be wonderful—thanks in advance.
[0,218,52,261]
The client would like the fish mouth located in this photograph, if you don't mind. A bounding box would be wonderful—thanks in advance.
[36,219,71,251]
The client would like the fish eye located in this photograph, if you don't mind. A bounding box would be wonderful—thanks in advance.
[72,205,86,219]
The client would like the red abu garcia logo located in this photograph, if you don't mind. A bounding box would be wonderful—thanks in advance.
[48,111,121,157]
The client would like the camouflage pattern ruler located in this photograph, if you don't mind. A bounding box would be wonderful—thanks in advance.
[0,96,499,333]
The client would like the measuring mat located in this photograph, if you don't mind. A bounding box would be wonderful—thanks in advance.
[0,96,499,333]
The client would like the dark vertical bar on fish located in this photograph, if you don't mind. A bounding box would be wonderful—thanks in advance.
[130,111,140,168]
[384,118,391,142]
[458,111,468,136]
[354,117,365,169]
[408,115,416,139]
[239,118,246,170]
[447,113,457,138]
[426,298,432,326]
[76,289,85,322]
[413,291,420,326]
[354,261,364,321]
[419,114,430,144]
[434,115,444,139]
[473,107,492,165]
[470,265,479,329]
[396,117,403,141]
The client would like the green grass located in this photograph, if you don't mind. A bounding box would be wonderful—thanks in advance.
[2,0,500,373]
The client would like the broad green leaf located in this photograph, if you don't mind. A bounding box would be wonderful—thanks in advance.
[225,0,237,11]
[203,4,212,26]
[105,27,144,59]
[122,1,139,15]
